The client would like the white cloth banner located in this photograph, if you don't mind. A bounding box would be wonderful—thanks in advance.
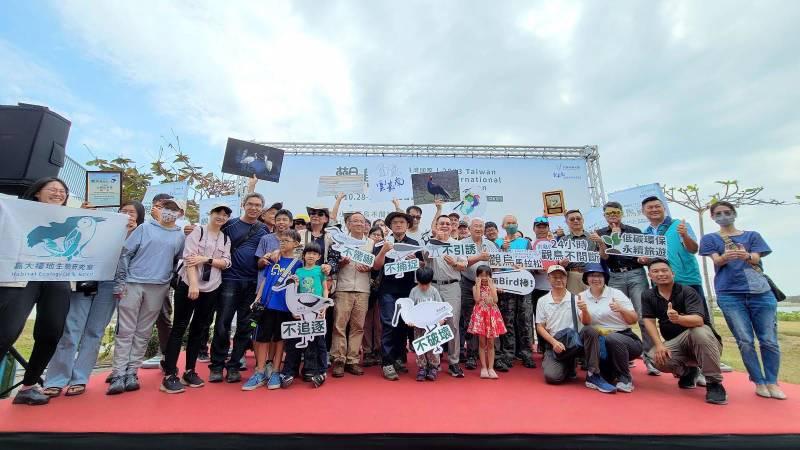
[0,198,129,282]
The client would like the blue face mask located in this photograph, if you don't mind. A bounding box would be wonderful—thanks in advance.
[505,225,518,236]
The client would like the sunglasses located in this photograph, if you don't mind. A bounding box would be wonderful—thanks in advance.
[309,210,327,217]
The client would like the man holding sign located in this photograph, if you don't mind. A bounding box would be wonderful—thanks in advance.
[597,201,660,376]
[330,212,390,378]
[425,215,468,378]
[378,211,423,381]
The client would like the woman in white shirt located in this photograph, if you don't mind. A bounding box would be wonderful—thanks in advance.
[577,263,642,393]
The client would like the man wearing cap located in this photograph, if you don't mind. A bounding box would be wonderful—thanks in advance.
[426,215,468,378]
[530,216,554,352]
[493,214,536,371]
[596,201,660,376]
[392,199,426,244]
[641,259,727,404]
[259,202,283,233]
[457,220,470,239]
[208,192,268,383]
[536,265,582,384]
[108,198,186,394]
[460,217,498,370]
[378,211,423,380]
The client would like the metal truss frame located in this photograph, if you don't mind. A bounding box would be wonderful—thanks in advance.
[253,142,606,206]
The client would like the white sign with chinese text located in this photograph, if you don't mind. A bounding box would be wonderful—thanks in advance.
[366,161,412,202]
[488,250,544,270]
[412,324,455,355]
[493,269,536,295]
[425,242,478,258]
[602,232,667,258]
[384,258,420,277]
[338,245,376,267]
[280,319,326,343]
[0,198,128,282]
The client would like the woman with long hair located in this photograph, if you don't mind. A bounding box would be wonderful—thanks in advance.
[43,200,145,398]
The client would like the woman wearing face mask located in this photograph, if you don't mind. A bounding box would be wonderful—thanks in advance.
[699,201,784,400]
[43,200,145,399]
[107,199,185,395]
[0,177,74,405]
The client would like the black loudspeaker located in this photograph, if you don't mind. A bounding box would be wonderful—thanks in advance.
[0,103,70,196]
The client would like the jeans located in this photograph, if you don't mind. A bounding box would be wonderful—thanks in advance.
[0,281,71,386]
[163,281,219,375]
[282,335,327,377]
[379,292,408,366]
[717,291,780,384]
[45,282,116,388]
[608,268,652,353]
[210,279,257,372]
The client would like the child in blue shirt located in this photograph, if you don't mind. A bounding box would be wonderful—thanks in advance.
[280,242,329,389]
[242,229,301,391]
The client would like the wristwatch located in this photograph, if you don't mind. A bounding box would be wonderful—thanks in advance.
[207,258,213,265]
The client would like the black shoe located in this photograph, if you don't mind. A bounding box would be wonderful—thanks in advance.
[706,382,728,405]
[107,376,126,395]
[522,356,537,369]
[124,374,140,392]
[303,373,314,383]
[311,374,326,388]
[503,357,514,369]
[12,387,50,405]
[679,367,700,389]
[105,372,114,384]
[226,369,242,383]
[208,369,224,383]
[182,370,205,388]
[198,351,210,362]
[494,359,509,372]
[160,375,185,394]
[465,356,477,370]
[394,360,409,374]
[448,364,465,378]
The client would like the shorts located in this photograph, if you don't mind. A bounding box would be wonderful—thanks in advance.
[256,308,292,343]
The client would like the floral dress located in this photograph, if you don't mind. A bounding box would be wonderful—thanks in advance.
[468,283,507,338]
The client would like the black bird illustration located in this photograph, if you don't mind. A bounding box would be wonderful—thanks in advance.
[426,176,452,200]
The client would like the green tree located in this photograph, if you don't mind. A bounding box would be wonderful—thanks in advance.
[86,132,237,222]
[664,180,786,302]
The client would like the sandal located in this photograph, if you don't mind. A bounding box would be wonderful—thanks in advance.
[65,384,86,397]
[43,387,63,397]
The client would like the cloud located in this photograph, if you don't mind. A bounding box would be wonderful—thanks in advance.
[44,0,800,293]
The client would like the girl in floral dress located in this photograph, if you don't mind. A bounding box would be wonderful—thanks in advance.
[468,267,507,379]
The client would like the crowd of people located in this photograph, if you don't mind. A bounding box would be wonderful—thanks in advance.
[0,175,786,407]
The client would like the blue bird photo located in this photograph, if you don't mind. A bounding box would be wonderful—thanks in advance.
[26,216,106,261]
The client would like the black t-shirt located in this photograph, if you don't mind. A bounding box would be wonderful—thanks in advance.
[597,224,644,272]
[379,234,423,296]
[641,283,716,341]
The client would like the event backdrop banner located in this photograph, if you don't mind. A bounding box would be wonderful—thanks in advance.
[607,183,671,230]
[0,198,129,282]
[255,156,593,229]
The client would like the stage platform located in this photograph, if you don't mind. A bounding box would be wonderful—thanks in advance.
[1,352,798,449]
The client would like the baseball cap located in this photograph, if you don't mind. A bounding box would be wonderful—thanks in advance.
[209,203,233,215]
[547,265,567,275]
[534,216,549,225]
[458,220,468,228]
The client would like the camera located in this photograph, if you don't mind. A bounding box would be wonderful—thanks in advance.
[200,264,212,282]
[76,281,99,296]
[246,302,266,329]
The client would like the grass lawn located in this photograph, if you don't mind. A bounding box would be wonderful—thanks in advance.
[10,316,800,384]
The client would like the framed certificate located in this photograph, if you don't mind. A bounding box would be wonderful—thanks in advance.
[85,171,123,208]
[542,190,565,216]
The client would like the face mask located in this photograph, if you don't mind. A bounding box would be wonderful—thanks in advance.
[713,216,735,227]
[160,210,179,223]
[505,225,518,236]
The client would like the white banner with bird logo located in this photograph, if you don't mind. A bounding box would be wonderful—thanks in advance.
[0,198,129,282]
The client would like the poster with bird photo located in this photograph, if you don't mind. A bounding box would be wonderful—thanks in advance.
[411,170,461,205]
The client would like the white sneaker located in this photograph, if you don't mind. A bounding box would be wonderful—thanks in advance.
[755,384,771,398]
[719,362,733,373]
[695,373,707,387]
[142,355,163,369]
[616,381,634,393]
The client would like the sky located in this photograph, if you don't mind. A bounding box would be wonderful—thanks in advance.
[1,0,798,294]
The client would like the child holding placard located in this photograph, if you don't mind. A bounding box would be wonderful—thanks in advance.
[468,266,507,379]
[408,267,445,382]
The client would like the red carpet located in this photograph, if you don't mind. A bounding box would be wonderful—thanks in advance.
[2,352,798,437]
